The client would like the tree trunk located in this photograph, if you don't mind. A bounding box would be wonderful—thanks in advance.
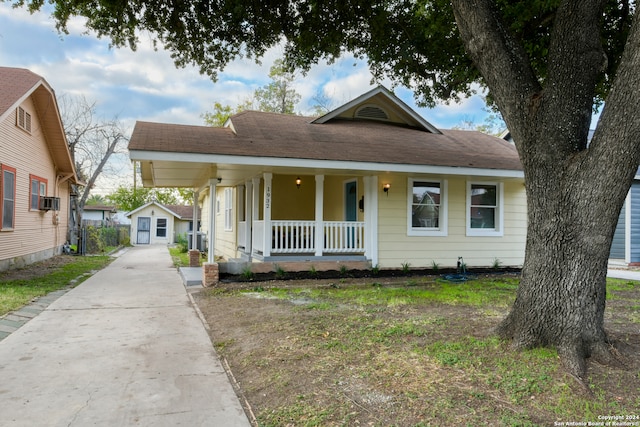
[495,160,624,380]
[451,0,640,381]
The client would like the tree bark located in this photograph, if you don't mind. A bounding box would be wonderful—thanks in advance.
[451,0,640,380]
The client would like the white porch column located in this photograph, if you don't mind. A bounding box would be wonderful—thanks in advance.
[363,176,379,266]
[207,181,217,264]
[245,179,253,257]
[262,173,273,257]
[252,177,260,257]
[315,175,324,256]
[191,190,199,250]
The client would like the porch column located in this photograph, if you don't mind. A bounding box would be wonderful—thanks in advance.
[252,177,260,257]
[315,175,324,256]
[262,173,273,257]
[191,190,199,250]
[363,176,379,266]
[245,179,253,258]
[207,181,217,264]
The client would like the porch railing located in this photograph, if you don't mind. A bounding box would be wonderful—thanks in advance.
[323,221,365,253]
[249,220,365,255]
[272,221,316,253]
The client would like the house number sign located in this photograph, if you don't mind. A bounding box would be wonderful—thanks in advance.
[266,185,271,209]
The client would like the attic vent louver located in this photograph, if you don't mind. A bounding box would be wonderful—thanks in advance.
[355,105,389,121]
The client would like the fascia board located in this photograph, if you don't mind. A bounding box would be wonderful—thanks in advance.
[130,150,524,179]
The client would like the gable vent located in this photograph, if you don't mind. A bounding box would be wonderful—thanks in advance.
[355,105,389,121]
[17,107,32,133]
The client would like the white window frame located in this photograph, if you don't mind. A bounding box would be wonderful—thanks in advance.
[156,217,168,238]
[407,177,448,237]
[16,107,32,133]
[224,187,233,231]
[466,181,504,237]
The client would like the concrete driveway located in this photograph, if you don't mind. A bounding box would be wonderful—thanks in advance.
[0,245,251,427]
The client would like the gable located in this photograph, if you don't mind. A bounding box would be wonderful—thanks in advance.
[0,67,78,182]
[312,86,441,133]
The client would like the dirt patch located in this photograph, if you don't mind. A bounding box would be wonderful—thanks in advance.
[0,255,77,282]
[194,275,640,426]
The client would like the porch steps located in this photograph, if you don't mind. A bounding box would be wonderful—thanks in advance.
[179,267,203,287]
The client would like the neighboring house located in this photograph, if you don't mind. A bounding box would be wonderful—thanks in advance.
[126,201,199,246]
[82,204,116,226]
[128,86,526,270]
[610,171,640,265]
[0,67,79,270]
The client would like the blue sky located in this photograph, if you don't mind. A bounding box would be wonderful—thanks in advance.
[0,3,493,193]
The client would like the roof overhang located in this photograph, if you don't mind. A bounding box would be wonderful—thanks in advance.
[130,149,524,188]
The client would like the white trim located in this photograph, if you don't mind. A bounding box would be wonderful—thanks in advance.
[126,201,181,218]
[129,150,524,178]
[625,190,631,263]
[407,177,448,237]
[466,181,504,237]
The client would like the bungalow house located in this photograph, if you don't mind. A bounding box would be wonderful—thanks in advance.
[0,67,79,270]
[127,201,200,246]
[128,86,526,272]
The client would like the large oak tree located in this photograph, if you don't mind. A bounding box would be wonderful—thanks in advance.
[14,0,640,381]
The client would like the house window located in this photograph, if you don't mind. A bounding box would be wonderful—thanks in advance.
[30,175,48,210]
[224,188,233,231]
[467,182,504,236]
[17,107,32,133]
[408,178,447,236]
[1,165,16,230]
[156,218,167,237]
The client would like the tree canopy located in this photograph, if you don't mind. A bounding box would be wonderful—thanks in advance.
[14,0,633,109]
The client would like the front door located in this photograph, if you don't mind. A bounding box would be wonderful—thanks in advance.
[137,216,151,244]
[345,181,358,221]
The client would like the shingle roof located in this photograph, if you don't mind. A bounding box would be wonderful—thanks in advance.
[129,111,522,171]
[0,67,43,118]
[163,204,198,219]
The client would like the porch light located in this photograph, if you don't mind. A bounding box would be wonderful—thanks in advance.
[383,183,390,195]
[296,177,301,189]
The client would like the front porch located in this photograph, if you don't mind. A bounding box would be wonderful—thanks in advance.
[240,219,366,259]
[209,173,380,265]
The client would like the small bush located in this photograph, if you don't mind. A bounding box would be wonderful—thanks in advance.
[175,233,189,253]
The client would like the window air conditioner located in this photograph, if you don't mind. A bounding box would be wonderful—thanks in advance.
[39,196,60,211]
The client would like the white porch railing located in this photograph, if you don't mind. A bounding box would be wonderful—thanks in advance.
[271,221,316,253]
[253,220,264,254]
[249,220,365,255]
[323,221,365,253]
[238,221,247,248]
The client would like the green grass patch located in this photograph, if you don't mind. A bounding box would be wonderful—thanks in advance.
[247,276,519,308]
[0,256,112,316]
[168,246,190,267]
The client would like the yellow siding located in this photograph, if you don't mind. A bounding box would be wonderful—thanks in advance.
[271,174,314,220]
[0,98,72,268]
[377,176,526,269]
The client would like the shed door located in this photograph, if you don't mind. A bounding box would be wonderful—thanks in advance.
[137,217,151,244]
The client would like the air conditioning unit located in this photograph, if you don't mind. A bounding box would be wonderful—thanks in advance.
[39,196,60,211]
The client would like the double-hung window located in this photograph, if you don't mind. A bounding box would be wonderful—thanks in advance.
[1,165,16,230]
[467,182,504,236]
[156,218,167,237]
[224,188,233,231]
[30,175,48,210]
[408,178,447,236]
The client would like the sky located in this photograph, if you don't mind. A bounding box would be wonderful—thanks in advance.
[0,3,493,195]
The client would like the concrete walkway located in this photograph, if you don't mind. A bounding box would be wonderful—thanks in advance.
[0,245,251,427]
